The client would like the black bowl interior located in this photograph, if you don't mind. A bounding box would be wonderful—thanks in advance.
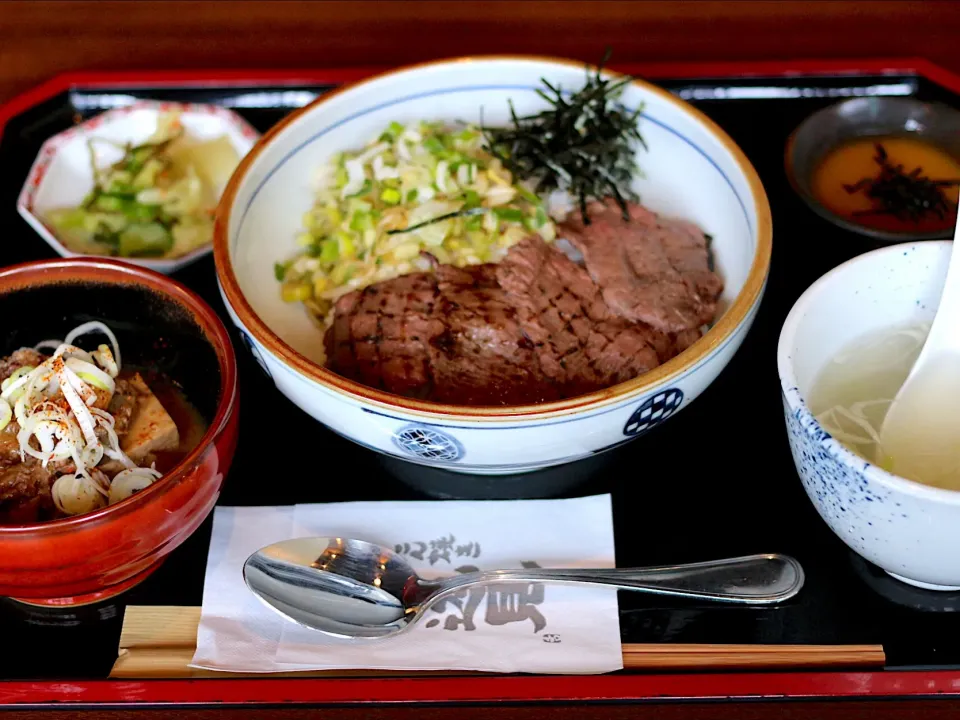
[0,279,222,425]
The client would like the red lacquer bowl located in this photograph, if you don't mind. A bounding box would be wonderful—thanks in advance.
[0,258,238,606]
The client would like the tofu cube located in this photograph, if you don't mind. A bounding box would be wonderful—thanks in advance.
[119,373,180,463]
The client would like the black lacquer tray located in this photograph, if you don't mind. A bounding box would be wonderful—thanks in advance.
[2,60,960,688]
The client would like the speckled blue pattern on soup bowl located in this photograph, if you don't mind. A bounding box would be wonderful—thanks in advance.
[778,240,960,590]
[214,56,772,478]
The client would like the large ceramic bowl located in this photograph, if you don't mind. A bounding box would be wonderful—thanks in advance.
[215,56,772,476]
[778,240,960,590]
[0,258,239,606]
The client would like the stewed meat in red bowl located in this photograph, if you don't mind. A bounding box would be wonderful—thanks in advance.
[0,258,238,606]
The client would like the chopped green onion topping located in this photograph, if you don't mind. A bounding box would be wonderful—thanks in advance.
[462,189,481,209]
[380,187,402,205]
[345,179,372,198]
[494,208,524,222]
[423,137,445,155]
[320,237,341,263]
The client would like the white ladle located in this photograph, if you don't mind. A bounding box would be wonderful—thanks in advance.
[879,217,960,489]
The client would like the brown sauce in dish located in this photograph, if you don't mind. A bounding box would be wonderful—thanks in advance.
[812,136,960,235]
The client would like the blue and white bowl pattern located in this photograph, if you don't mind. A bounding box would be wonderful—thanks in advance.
[238,329,272,380]
[778,241,960,590]
[220,295,759,475]
[623,388,684,437]
[393,425,464,462]
[782,389,894,562]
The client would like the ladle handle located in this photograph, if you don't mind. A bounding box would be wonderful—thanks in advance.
[428,554,804,605]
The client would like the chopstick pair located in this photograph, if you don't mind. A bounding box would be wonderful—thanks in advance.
[110,606,885,678]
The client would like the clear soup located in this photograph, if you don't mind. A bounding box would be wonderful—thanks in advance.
[807,320,960,492]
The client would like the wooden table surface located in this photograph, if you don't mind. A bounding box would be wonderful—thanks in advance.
[2,0,960,105]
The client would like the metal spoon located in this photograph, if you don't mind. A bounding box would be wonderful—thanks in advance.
[243,537,805,639]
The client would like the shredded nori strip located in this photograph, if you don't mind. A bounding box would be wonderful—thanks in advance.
[386,207,485,235]
[482,49,646,225]
[844,142,960,223]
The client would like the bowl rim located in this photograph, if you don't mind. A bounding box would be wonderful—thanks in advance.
[16,99,261,273]
[784,96,960,243]
[214,53,773,420]
[0,256,239,534]
[777,238,960,505]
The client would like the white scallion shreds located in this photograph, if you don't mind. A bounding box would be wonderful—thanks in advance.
[109,467,163,505]
[52,472,108,516]
[8,323,162,517]
[65,321,122,373]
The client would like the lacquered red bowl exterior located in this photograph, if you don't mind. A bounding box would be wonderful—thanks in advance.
[0,258,238,605]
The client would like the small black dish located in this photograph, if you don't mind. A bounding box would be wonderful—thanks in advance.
[785,96,960,242]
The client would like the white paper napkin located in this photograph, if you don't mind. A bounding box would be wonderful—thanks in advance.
[191,495,622,674]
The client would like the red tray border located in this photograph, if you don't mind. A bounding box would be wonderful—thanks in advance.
[2,55,960,707]
[4,56,960,142]
[2,669,960,706]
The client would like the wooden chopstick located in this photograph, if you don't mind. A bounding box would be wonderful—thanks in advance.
[109,606,885,678]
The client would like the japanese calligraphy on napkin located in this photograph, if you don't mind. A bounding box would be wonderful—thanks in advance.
[191,495,622,674]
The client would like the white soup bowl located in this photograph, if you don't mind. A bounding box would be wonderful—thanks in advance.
[779,240,960,590]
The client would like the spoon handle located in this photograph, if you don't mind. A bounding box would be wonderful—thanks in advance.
[918,225,960,357]
[428,554,803,605]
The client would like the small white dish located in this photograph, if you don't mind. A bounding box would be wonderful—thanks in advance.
[779,240,960,590]
[18,100,260,275]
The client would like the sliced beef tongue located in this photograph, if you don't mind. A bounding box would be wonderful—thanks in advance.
[495,235,663,397]
[324,265,559,406]
[429,264,559,406]
[323,205,722,407]
[560,198,723,333]
[325,273,442,400]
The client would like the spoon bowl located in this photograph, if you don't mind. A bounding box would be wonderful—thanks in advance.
[244,537,805,640]
[243,537,410,637]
